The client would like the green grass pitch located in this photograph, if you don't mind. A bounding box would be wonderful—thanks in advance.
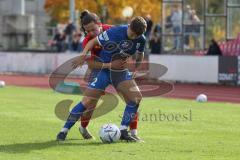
[0,86,240,160]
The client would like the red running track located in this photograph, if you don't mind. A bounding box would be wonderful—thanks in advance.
[0,75,240,104]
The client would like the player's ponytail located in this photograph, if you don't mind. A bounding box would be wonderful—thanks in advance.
[80,10,100,35]
[80,10,90,21]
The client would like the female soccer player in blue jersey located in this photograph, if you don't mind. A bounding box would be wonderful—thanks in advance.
[57,16,147,142]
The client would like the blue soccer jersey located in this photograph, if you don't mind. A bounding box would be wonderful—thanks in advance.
[96,25,146,63]
[87,25,146,90]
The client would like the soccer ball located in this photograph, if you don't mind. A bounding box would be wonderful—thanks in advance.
[0,81,5,88]
[99,124,121,143]
[196,94,207,102]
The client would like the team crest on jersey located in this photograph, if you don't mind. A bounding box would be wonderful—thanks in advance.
[119,40,133,51]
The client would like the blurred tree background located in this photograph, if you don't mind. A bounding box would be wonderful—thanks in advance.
[44,0,162,24]
[44,0,240,47]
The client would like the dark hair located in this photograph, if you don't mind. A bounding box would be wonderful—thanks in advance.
[130,16,147,36]
[80,10,90,21]
[80,10,100,35]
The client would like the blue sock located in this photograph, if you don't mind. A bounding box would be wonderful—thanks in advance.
[63,102,86,130]
[121,101,139,127]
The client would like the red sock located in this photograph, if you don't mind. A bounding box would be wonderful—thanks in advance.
[129,112,138,130]
[80,108,94,128]
[80,115,91,128]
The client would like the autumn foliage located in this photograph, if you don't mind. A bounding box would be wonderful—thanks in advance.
[44,0,162,23]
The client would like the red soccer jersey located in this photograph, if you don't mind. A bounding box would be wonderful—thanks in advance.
[82,23,112,61]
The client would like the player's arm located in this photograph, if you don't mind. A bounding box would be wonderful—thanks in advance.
[132,35,146,78]
[131,52,145,79]
[135,36,146,70]
[81,37,99,57]
[72,37,99,68]
[135,52,144,69]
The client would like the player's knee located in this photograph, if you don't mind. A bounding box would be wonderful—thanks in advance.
[82,108,94,118]
[137,94,143,104]
[82,96,97,109]
[127,100,140,109]
[125,89,142,104]
[130,93,142,105]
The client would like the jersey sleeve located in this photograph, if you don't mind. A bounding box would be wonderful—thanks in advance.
[97,28,115,47]
[82,37,89,49]
[137,37,146,53]
[102,24,113,31]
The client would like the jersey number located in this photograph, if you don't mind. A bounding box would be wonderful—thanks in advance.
[91,78,98,87]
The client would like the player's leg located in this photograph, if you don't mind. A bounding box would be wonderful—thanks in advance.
[78,88,103,139]
[78,70,110,139]
[80,109,94,132]
[111,70,142,140]
[116,79,142,142]
[80,109,95,139]
[56,88,103,141]
[80,113,94,138]
[79,68,96,137]
[117,89,140,139]
[57,70,109,141]
[129,112,139,138]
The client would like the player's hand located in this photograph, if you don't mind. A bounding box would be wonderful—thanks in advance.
[132,71,137,79]
[110,59,127,70]
[132,71,147,79]
[72,55,85,69]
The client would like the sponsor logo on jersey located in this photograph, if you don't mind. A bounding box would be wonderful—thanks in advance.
[103,41,118,52]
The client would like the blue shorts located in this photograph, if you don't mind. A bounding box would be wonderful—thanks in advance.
[88,69,133,90]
